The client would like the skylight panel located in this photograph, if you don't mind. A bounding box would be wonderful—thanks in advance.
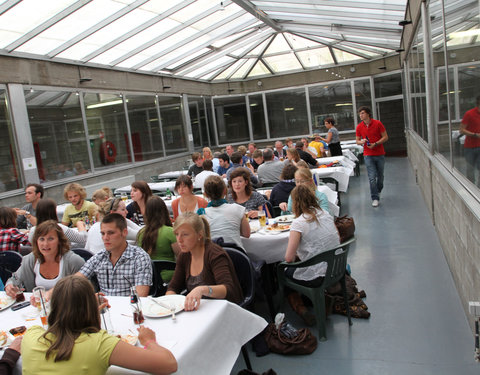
[264,34,291,55]
[247,60,271,77]
[297,47,334,68]
[264,53,302,73]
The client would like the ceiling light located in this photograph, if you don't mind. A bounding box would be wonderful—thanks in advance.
[87,99,124,109]
[284,107,294,111]
[335,103,352,106]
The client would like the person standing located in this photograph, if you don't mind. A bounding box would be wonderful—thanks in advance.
[459,95,480,186]
[321,117,343,156]
[355,106,388,207]
[15,183,44,229]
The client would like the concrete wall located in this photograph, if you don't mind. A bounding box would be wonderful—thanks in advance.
[407,130,480,330]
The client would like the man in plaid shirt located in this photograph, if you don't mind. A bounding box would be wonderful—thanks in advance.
[76,213,152,296]
[0,207,30,252]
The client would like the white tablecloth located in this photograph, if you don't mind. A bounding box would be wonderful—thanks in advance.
[317,155,356,169]
[0,294,267,375]
[115,181,177,194]
[341,149,359,163]
[311,164,353,192]
[241,221,289,264]
[157,170,187,180]
[341,143,364,155]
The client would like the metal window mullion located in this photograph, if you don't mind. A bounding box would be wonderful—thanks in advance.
[454,66,459,121]
[195,101,203,147]
[262,92,270,139]
[305,86,313,134]
[123,95,136,163]
[211,98,219,145]
[245,95,254,141]
[203,97,212,147]
[182,94,194,152]
[369,76,375,120]
[350,80,357,129]
[79,92,95,173]
[155,96,167,158]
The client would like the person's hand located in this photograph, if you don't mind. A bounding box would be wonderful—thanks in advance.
[76,221,86,231]
[247,210,258,219]
[8,336,23,353]
[185,287,203,311]
[96,292,110,310]
[366,143,376,149]
[138,326,156,346]
[4,284,17,299]
[14,208,27,216]
[279,202,288,212]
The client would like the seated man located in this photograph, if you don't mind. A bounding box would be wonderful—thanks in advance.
[217,153,232,178]
[15,183,43,229]
[194,159,218,192]
[76,213,152,296]
[226,152,259,187]
[295,142,319,168]
[61,183,98,227]
[187,152,204,177]
[274,140,286,159]
[257,148,285,184]
[251,149,263,170]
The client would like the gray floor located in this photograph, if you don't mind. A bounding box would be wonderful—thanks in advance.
[231,156,478,375]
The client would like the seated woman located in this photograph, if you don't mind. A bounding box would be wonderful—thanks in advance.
[5,221,84,297]
[284,185,340,324]
[21,275,177,375]
[171,175,207,220]
[0,207,30,252]
[285,147,301,166]
[166,212,243,310]
[28,199,88,247]
[137,196,179,282]
[202,146,213,161]
[86,197,140,253]
[126,181,152,226]
[279,167,331,215]
[269,164,298,207]
[227,167,270,219]
[201,175,250,248]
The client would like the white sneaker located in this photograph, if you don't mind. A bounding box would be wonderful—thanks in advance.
[372,200,379,207]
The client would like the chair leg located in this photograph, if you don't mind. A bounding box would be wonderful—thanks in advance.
[261,264,277,321]
[241,344,252,370]
[312,291,327,341]
[340,276,352,326]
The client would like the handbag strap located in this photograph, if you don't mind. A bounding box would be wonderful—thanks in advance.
[276,323,309,344]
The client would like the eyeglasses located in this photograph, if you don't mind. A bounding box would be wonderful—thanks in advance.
[295,179,309,184]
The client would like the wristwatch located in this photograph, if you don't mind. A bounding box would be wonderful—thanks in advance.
[207,286,213,297]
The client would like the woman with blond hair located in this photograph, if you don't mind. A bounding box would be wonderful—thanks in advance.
[21,275,177,374]
[202,147,213,161]
[166,212,243,310]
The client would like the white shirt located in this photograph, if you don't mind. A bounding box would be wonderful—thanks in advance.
[85,219,141,253]
[34,257,64,290]
[194,170,219,191]
[204,203,246,248]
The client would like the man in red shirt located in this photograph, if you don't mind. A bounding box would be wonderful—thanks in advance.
[355,106,389,207]
[460,96,480,186]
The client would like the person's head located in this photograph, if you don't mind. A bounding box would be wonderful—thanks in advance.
[237,145,247,156]
[74,162,87,174]
[225,145,234,156]
[202,147,213,160]
[218,153,230,168]
[0,207,17,229]
[294,168,315,191]
[139,196,172,256]
[248,143,256,154]
[213,151,222,159]
[358,106,372,121]
[32,220,69,263]
[285,138,293,148]
[101,213,128,252]
[252,149,263,165]
[102,186,113,197]
[204,175,227,201]
[173,212,211,251]
[63,183,86,206]
[301,138,309,147]
[174,175,194,196]
[296,160,309,169]
[98,197,127,219]
[290,185,321,221]
[25,183,44,203]
[228,167,252,200]
[295,141,304,150]
[35,198,59,225]
[202,159,213,171]
[91,189,109,206]
[324,117,335,129]
[312,133,321,141]
[262,148,274,162]
[130,181,152,205]
[286,148,300,162]
[280,164,298,181]
[274,140,283,151]
[230,152,243,165]
[191,152,203,167]
[45,275,100,361]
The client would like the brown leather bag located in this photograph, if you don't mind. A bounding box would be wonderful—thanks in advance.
[335,215,355,243]
[264,323,317,355]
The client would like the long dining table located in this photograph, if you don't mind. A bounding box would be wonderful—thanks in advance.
[0,293,267,375]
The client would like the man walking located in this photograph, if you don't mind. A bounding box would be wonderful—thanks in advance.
[355,106,388,207]
[459,95,480,186]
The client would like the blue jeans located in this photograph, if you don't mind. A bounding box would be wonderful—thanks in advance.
[464,147,480,186]
[364,155,385,201]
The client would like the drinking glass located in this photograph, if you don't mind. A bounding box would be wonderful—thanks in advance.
[258,211,267,227]
[33,286,46,312]
[121,192,128,202]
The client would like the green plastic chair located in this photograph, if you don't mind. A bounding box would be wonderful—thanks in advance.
[277,237,355,341]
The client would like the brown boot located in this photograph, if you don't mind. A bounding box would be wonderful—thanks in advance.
[287,292,316,326]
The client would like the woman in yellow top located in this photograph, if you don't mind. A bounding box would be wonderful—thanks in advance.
[21,275,177,375]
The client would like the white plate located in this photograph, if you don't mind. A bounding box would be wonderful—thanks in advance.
[143,295,185,318]
[275,215,295,224]
[114,333,138,346]
[0,331,14,347]
[0,296,15,312]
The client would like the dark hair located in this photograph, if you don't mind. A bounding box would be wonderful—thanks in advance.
[204,175,226,200]
[138,196,172,257]
[324,117,335,126]
[252,149,263,159]
[202,159,213,171]
[219,153,230,163]
[102,213,127,231]
[230,152,242,164]
[358,106,372,116]
[291,185,321,223]
[228,167,252,201]
[131,181,152,211]
[286,148,300,162]
[27,183,44,198]
[262,148,274,161]
[280,164,298,180]
[44,275,100,361]
[32,220,70,263]
[248,142,256,148]
[174,174,193,193]
[0,207,18,229]
[36,199,59,225]
[295,142,304,149]
[191,152,201,162]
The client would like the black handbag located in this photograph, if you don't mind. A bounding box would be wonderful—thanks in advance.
[264,322,317,355]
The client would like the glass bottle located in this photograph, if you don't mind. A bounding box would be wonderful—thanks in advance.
[130,287,144,325]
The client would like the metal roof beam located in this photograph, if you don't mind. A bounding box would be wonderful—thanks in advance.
[262,8,402,22]
[232,0,282,32]
[252,0,405,12]
[0,0,21,16]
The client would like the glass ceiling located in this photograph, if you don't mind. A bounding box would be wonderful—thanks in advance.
[0,0,476,82]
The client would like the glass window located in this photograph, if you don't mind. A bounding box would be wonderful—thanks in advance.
[26,89,90,182]
[458,65,480,116]
[266,88,308,139]
[248,94,267,140]
[188,96,211,148]
[354,79,373,122]
[157,96,187,156]
[125,94,164,161]
[213,96,250,144]
[309,82,354,132]
[0,88,22,192]
[374,73,403,98]
[84,93,130,169]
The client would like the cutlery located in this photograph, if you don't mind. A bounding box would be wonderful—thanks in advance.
[148,297,176,321]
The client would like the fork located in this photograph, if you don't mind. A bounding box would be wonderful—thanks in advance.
[148,297,176,321]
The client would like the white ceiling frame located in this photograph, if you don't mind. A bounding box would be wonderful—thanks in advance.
[251,0,406,12]
[262,8,403,22]
[0,0,21,16]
